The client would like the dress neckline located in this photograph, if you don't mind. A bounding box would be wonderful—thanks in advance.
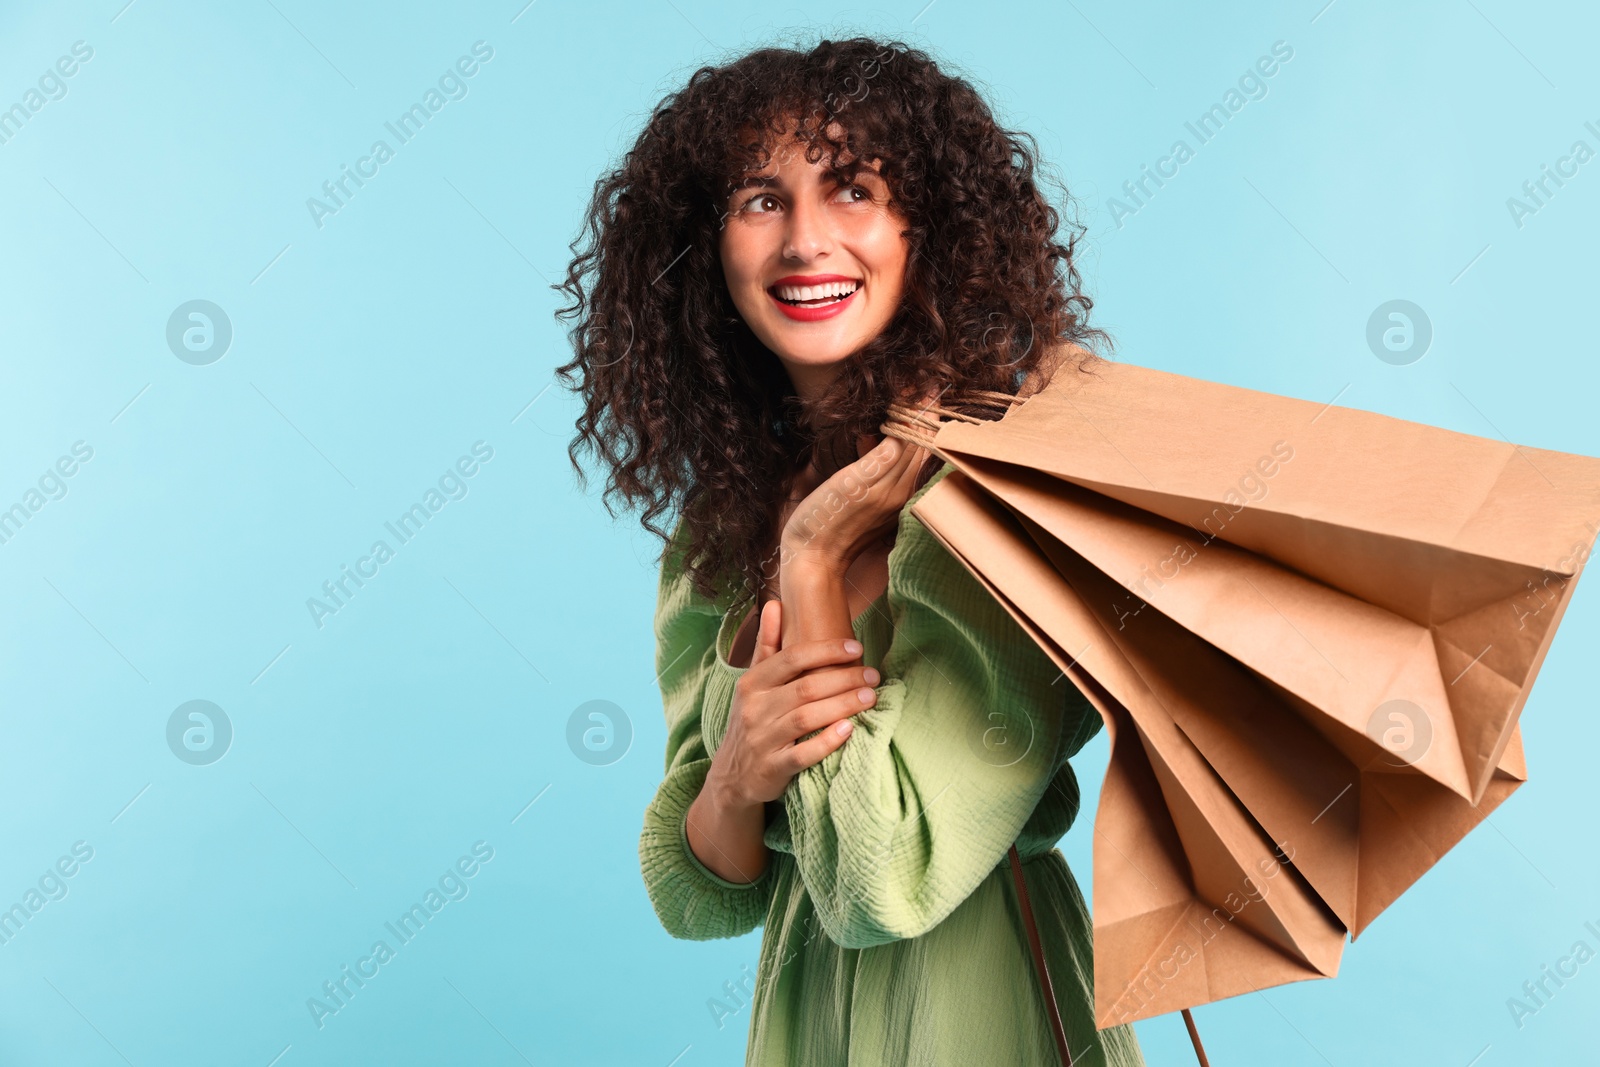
[701,458,959,675]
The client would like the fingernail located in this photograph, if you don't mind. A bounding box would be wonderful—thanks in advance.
[836,720,853,736]
[844,639,862,655]
[856,687,875,704]
[863,667,880,685]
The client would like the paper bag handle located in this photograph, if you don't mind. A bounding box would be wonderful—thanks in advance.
[904,384,1214,1065]
[1008,843,1211,1065]
[1008,842,1075,1065]
[882,389,1022,445]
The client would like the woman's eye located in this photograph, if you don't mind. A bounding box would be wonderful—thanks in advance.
[834,185,871,204]
[742,193,781,214]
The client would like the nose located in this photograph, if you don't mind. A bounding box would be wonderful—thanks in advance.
[781,196,831,263]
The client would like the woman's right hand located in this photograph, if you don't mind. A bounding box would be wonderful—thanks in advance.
[707,598,880,808]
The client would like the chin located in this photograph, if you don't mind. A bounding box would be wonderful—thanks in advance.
[771,336,860,365]
[757,320,875,361]
[782,349,854,370]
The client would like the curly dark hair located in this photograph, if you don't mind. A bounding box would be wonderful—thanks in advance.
[555,34,1112,613]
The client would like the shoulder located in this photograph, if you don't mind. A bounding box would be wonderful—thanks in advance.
[882,458,985,623]
[880,459,1072,710]
[654,516,724,670]
[885,458,1044,662]
[889,458,960,572]
[656,514,724,605]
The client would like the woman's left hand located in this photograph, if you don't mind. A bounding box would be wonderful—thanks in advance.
[779,434,933,576]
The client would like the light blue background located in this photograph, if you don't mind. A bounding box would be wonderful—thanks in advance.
[1,1,1595,1064]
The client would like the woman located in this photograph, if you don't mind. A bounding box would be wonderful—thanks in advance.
[556,36,1146,1066]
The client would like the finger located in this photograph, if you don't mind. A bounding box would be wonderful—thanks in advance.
[748,599,782,669]
[750,636,865,688]
[870,435,919,496]
[856,435,902,482]
[786,684,878,738]
[897,444,933,494]
[786,715,857,772]
[778,662,879,710]
[887,441,930,489]
[887,436,920,478]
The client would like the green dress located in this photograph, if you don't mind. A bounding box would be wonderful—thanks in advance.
[639,461,1146,1066]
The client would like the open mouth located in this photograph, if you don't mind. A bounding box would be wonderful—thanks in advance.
[768,279,861,307]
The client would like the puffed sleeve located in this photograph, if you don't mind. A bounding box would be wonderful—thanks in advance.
[638,518,776,940]
[782,462,1084,949]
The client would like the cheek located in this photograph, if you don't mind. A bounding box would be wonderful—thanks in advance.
[718,232,746,286]
[869,225,910,302]
[888,240,909,294]
[719,231,776,325]
[719,233,759,303]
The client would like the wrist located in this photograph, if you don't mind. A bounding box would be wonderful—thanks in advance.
[704,759,758,815]
[779,540,851,581]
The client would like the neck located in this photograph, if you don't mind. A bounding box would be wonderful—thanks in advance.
[781,359,845,422]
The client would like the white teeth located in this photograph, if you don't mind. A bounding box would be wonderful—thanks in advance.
[774,281,860,303]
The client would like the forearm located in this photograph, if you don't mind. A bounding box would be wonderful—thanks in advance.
[779,554,856,654]
[685,767,769,884]
[680,553,857,884]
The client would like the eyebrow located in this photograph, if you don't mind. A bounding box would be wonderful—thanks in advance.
[732,174,782,192]
[729,166,883,194]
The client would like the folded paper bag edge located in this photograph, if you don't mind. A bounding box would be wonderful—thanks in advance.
[920,360,1600,576]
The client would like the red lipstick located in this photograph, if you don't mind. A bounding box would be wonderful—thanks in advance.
[767,275,862,322]
[771,274,858,286]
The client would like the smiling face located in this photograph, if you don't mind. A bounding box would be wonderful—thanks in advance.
[718,130,910,404]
